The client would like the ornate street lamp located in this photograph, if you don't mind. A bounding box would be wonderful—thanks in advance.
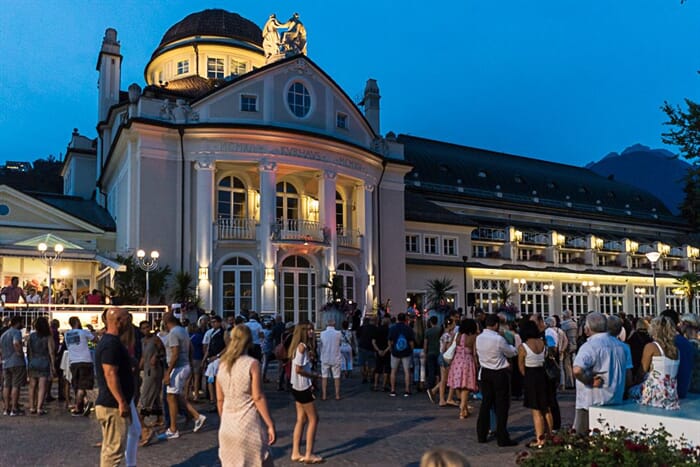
[38,242,63,307]
[462,255,469,310]
[136,249,159,308]
[645,251,661,315]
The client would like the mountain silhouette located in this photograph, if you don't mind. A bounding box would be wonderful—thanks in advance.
[586,144,690,215]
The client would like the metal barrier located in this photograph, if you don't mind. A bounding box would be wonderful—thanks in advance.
[0,303,168,330]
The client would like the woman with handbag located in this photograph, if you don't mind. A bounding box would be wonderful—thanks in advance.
[446,319,478,419]
[427,318,459,407]
[517,320,555,448]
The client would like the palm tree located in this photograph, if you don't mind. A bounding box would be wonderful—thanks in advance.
[674,272,700,313]
[171,271,196,304]
[497,282,513,307]
[425,277,455,310]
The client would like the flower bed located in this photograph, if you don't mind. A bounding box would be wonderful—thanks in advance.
[516,425,700,466]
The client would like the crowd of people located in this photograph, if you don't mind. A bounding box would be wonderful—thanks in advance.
[2,300,700,465]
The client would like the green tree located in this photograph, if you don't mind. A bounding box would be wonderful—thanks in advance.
[674,272,700,313]
[170,270,196,304]
[113,254,171,305]
[497,282,513,306]
[425,277,455,310]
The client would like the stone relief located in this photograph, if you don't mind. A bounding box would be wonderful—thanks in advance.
[262,12,307,63]
[160,99,200,123]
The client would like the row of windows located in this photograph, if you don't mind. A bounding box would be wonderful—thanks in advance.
[205,57,248,79]
[406,233,458,256]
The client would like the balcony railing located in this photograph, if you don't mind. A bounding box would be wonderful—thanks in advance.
[337,227,361,248]
[272,219,325,243]
[217,217,256,240]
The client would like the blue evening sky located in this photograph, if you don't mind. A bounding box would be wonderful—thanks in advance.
[0,0,698,167]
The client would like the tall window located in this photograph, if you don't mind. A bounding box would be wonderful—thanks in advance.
[177,60,189,75]
[335,192,345,233]
[287,82,311,117]
[443,237,457,256]
[561,282,588,319]
[520,281,551,316]
[280,256,316,324]
[406,234,420,253]
[221,256,255,316]
[424,236,439,255]
[217,176,247,219]
[599,284,625,315]
[276,181,299,220]
[207,57,224,79]
[336,263,355,301]
[473,279,508,313]
[633,286,655,317]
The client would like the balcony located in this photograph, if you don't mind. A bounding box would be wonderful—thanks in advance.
[217,217,256,240]
[337,226,361,249]
[272,219,325,243]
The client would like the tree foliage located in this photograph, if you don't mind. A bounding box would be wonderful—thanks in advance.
[674,272,700,313]
[113,254,172,305]
[425,277,455,310]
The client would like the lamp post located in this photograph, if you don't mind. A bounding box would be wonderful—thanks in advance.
[136,249,159,308]
[462,255,469,310]
[38,242,63,308]
[645,251,661,315]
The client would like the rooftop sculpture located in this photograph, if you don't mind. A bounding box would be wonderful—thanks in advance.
[263,13,307,63]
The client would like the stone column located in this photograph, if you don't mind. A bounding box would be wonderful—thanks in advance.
[259,160,278,314]
[357,183,374,314]
[194,159,215,310]
[319,170,337,283]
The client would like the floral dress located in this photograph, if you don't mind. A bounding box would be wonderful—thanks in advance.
[446,334,478,391]
[629,341,680,410]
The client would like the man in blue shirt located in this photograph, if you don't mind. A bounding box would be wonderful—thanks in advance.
[661,309,697,399]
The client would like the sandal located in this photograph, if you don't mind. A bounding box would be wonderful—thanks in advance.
[290,456,304,463]
[303,455,325,464]
[446,400,459,407]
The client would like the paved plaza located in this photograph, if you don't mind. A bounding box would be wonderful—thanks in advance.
[1,375,575,467]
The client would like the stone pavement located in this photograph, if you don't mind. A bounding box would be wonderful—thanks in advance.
[1,375,575,467]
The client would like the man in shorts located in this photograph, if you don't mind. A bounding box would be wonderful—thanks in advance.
[1,316,26,416]
[388,312,415,397]
[65,316,97,415]
[163,312,206,439]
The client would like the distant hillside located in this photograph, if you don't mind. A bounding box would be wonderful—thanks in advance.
[0,158,63,193]
[586,144,690,215]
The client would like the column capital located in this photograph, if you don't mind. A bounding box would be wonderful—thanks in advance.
[194,158,215,171]
[364,183,375,192]
[322,170,337,180]
[259,160,278,173]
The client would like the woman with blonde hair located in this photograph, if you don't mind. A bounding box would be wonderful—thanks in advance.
[289,322,323,464]
[629,316,680,410]
[217,324,276,466]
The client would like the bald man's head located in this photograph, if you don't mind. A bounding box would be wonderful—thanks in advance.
[105,307,129,334]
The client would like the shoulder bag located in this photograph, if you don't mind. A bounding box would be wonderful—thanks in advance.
[441,332,459,364]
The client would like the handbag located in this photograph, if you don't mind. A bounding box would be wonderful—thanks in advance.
[274,342,287,361]
[544,347,560,382]
[441,332,459,364]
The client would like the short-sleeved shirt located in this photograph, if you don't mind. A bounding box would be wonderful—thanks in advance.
[64,329,94,364]
[573,332,630,410]
[374,325,389,351]
[357,324,378,351]
[0,327,24,368]
[424,326,442,356]
[676,334,697,399]
[290,344,312,391]
[246,320,264,345]
[95,334,135,408]
[190,331,204,361]
[388,322,415,358]
[166,325,190,368]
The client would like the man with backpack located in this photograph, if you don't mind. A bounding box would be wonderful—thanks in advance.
[388,313,415,397]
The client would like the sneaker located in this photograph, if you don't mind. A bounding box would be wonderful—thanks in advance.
[165,428,180,439]
[389,391,397,397]
[403,392,411,397]
[10,410,25,417]
[2,410,8,416]
[83,401,94,416]
[193,414,206,433]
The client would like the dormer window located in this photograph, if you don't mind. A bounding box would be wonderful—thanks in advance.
[336,112,348,129]
[177,60,189,75]
[241,95,257,112]
[231,59,247,76]
[287,82,311,118]
[207,57,224,79]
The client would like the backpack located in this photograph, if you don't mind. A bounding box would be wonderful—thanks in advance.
[395,333,408,352]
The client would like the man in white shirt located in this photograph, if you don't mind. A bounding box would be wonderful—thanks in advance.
[573,312,630,434]
[319,319,342,400]
[64,316,97,416]
[475,313,518,447]
[245,313,265,360]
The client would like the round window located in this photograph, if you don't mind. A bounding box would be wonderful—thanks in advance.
[287,82,311,118]
[0,204,9,216]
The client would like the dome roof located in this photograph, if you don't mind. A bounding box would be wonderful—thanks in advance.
[158,9,262,49]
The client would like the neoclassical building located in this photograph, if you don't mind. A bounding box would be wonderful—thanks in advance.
[3,8,697,321]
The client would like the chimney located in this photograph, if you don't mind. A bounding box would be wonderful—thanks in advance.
[362,78,380,135]
[97,28,122,123]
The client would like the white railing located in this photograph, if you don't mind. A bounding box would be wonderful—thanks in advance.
[0,303,168,330]
[337,227,361,248]
[274,219,324,242]
[217,217,256,240]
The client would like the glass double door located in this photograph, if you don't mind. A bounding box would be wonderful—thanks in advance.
[280,268,317,324]
[221,268,254,317]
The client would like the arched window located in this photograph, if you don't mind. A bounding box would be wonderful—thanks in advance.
[218,176,247,219]
[336,191,345,233]
[220,256,255,316]
[336,263,355,301]
[276,181,299,221]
